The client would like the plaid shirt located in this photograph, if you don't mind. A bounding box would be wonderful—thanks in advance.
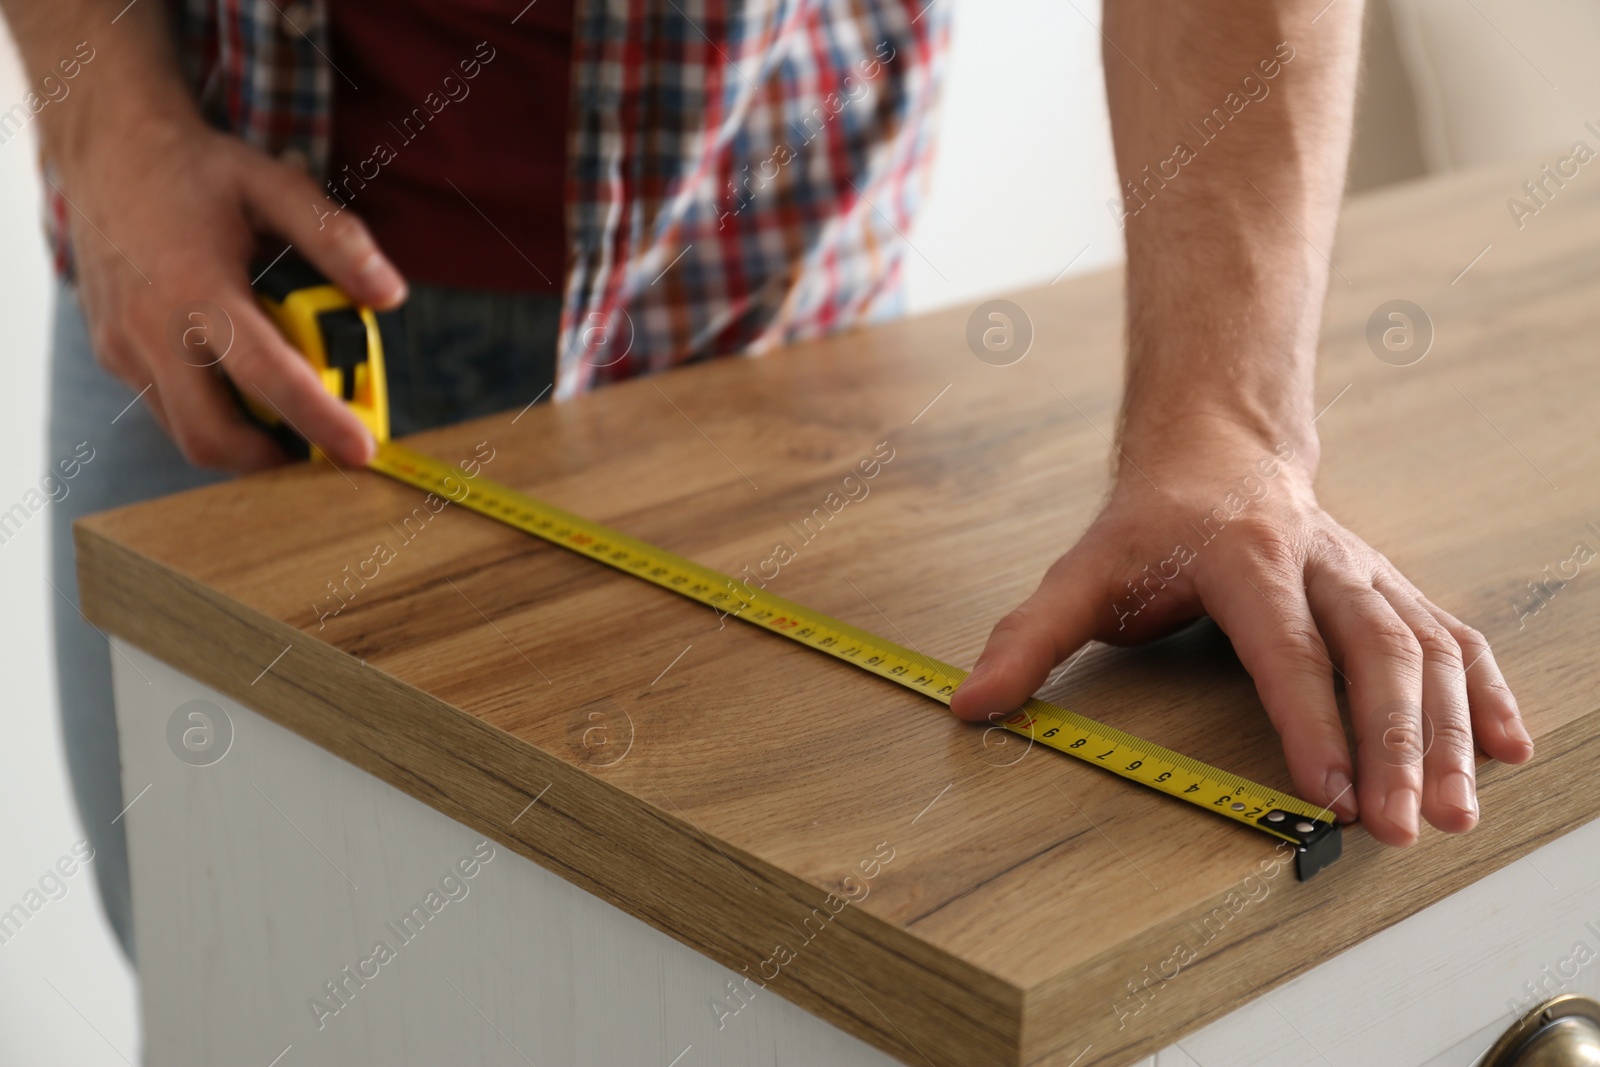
[50,0,950,400]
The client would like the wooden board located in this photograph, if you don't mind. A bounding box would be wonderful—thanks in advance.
[77,157,1600,1067]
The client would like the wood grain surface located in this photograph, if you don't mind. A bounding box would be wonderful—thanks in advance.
[78,158,1600,1067]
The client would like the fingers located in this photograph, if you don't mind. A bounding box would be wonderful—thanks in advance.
[1423,598,1532,764]
[147,356,287,473]
[220,293,378,467]
[1195,558,1357,823]
[949,545,1104,723]
[102,278,372,470]
[93,306,284,472]
[939,433,1530,854]
[1375,575,1477,834]
[1307,571,1424,846]
[237,155,408,309]
[67,131,395,474]
[139,377,172,437]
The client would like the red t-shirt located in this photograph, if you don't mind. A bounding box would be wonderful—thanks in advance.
[326,0,573,293]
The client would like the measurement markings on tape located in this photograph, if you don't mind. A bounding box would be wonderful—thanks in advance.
[369,441,1341,880]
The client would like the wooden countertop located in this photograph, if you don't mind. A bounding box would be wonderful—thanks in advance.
[78,159,1600,1066]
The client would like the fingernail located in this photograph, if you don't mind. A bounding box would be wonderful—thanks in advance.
[1506,718,1532,747]
[356,253,406,305]
[1378,786,1420,837]
[1439,771,1478,818]
[948,663,990,720]
[1322,769,1357,821]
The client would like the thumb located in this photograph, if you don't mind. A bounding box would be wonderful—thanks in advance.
[237,151,409,309]
[948,546,1106,723]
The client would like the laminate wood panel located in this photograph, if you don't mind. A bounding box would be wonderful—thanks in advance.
[77,157,1600,1066]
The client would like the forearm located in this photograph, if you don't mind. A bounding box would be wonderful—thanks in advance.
[0,0,200,173]
[1103,0,1365,473]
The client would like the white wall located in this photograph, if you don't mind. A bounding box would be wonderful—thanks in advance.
[1391,0,1600,171]
[903,0,1124,313]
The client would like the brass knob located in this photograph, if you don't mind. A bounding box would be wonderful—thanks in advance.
[1483,994,1600,1066]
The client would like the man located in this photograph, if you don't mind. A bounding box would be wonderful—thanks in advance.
[1,0,1531,966]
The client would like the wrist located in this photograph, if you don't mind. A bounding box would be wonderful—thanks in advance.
[1116,293,1326,485]
[42,74,205,182]
[1116,408,1320,490]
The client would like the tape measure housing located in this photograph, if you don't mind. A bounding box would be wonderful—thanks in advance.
[250,255,390,453]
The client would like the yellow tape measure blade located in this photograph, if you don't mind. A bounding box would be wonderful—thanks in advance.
[367,441,1341,880]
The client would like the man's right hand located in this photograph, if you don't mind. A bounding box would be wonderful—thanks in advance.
[58,114,407,472]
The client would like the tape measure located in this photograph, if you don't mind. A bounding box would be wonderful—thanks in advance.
[249,254,1343,881]
[249,254,390,458]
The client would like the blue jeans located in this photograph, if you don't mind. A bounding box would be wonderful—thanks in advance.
[48,280,561,963]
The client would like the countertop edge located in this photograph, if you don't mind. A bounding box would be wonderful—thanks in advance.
[74,517,1029,1067]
